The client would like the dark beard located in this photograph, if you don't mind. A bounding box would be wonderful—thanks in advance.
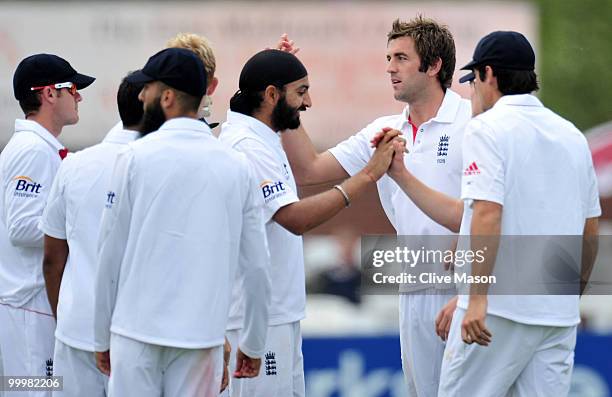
[271,96,304,132]
[140,97,167,137]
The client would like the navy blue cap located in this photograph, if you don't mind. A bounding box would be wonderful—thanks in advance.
[459,31,535,83]
[127,48,207,98]
[13,54,95,100]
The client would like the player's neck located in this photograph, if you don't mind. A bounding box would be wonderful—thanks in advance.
[251,110,277,132]
[407,86,445,127]
[26,113,62,138]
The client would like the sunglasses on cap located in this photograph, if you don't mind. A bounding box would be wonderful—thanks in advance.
[30,82,78,96]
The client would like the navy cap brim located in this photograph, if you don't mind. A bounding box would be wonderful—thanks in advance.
[460,59,479,71]
[459,71,475,84]
[125,70,155,84]
[71,73,96,90]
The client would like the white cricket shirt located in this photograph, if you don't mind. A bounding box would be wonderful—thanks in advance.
[458,94,601,326]
[0,119,63,307]
[93,118,270,358]
[220,111,306,327]
[40,123,138,352]
[329,90,472,290]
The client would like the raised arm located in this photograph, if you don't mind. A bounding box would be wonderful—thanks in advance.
[281,125,349,185]
[275,131,399,235]
[384,134,463,232]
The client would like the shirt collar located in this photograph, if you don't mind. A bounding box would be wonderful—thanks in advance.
[226,110,280,146]
[402,89,464,125]
[14,119,64,151]
[156,117,213,136]
[103,122,140,145]
[494,94,543,108]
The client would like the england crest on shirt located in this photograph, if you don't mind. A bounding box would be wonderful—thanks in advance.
[437,134,450,164]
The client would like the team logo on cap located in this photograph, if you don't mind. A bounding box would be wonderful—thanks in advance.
[260,180,287,203]
[13,176,42,198]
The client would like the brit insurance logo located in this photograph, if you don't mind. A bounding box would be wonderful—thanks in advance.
[13,176,42,198]
[260,180,287,204]
[437,134,450,164]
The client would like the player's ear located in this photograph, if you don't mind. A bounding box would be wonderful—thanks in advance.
[427,57,442,77]
[263,85,280,106]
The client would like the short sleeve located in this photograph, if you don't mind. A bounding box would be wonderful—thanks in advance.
[3,144,59,247]
[234,138,299,222]
[328,124,374,176]
[461,119,505,206]
[584,148,602,218]
[39,160,70,239]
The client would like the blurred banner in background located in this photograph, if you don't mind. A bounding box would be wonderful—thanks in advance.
[302,333,612,397]
[0,1,536,149]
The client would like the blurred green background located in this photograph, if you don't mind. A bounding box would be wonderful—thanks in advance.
[536,0,612,131]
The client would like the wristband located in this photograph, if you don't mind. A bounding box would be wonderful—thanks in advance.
[333,184,351,207]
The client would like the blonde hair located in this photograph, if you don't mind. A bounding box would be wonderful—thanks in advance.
[167,33,216,86]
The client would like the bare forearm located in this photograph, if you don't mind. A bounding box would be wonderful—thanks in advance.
[42,235,69,319]
[43,262,63,319]
[282,126,318,181]
[391,169,463,232]
[275,171,374,235]
[581,217,599,295]
[469,201,502,298]
[281,126,348,185]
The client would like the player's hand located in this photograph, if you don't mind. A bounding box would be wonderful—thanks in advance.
[387,138,408,179]
[370,127,404,149]
[435,296,458,341]
[270,33,300,55]
[95,350,111,376]
[461,296,492,346]
[220,337,232,392]
[363,130,402,181]
[233,348,262,378]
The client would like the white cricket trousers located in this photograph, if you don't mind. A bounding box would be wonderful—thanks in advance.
[52,340,108,396]
[0,288,55,397]
[108,333,223,397]
[399,289,456,397]
[225,321,305,397]
[439,307,576,397]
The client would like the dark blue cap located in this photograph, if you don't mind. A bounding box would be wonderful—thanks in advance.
[127,48,207,98]
[459,31,535,83]
[13,54,95,100]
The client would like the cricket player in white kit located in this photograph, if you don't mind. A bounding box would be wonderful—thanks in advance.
[39,74,144,396]
[279,19,471,396]
[220,49,397,397]
[0,54,94,396]
[93,48,271,397]
[383,31,600,396]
